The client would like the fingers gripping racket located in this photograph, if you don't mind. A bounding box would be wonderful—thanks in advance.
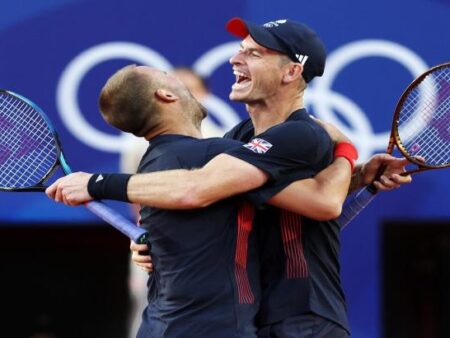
[339,62,450,228]
[0,90,149,244]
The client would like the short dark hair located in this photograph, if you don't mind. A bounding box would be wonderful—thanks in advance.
[98,65,162,137]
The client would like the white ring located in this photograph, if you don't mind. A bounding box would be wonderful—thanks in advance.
[57,42,172,152]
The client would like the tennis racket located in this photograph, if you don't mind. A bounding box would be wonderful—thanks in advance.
[339,62,450,228]
[0,89,149,244]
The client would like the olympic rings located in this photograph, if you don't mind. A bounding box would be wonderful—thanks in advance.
[56,40,429,160]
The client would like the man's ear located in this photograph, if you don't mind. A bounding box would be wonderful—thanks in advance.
[155,88,179,102]
[282,63,303,84]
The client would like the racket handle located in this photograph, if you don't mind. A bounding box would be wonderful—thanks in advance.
[84,201,149,244]
[338,185,377,229]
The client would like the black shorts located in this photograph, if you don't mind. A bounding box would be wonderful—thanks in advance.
[258,314,349,338]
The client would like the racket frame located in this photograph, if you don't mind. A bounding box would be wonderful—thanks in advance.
[0,90,67,191]
[390,62,450,174]
[0,89,149,244]
[340,62,450,227]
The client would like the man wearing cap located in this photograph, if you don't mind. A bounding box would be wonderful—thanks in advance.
[220,17,411,338]
[222,17,351,337]
[216,17,405,337]
[47,17,410,338]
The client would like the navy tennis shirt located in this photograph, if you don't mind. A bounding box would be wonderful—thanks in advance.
[224,109,350,333]
[136,135,262,338]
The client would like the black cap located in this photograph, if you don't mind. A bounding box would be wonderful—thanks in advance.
[226,17,326,83]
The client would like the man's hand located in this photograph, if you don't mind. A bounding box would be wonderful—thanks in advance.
[355,154,412,191]
[130,241,153,272]
[45,172,93,206]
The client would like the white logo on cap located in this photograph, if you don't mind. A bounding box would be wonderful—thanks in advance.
[296,54,309,65]
[263,19,287,28]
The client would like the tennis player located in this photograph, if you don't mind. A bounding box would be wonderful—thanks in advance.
[121,66,227,338]
[125,18,411,338]
[126,19,410,337]
[47,63,358,337]
[47,18,411,338]
[221,18,408,337]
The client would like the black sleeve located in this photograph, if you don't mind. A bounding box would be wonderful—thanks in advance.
[223,118,254,142]
[225,121,324,181]
[204,138,244,161]
[226,121,333,205]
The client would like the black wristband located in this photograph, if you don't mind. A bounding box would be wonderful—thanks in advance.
[87,173,132,202]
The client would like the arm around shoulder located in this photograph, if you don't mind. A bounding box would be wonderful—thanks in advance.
[127,154,269,209]
[268,157,352,220]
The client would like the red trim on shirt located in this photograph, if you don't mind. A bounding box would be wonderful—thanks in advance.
[235,201,255,304]
[280,210,308,279]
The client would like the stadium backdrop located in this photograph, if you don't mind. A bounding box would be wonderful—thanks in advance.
[1,0,449,337]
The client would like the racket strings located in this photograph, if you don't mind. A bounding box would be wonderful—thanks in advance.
[12,107,56,185]
[0,97,51,187]
[5,100,57,185]
[403,87,450,162]
[2,99,53,179]
[0,93,58,188]
[397,66,450,167]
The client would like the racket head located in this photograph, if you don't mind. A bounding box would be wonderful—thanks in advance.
[0,90,65,191]
[391,62,450,172]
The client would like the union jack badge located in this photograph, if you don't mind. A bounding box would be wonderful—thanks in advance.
[243,138,273,154]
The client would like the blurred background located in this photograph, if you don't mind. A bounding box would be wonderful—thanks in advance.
[1,0,450,337]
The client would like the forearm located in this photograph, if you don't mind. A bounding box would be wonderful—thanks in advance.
[46,154,269,208]
[127,154,268,209]
[268,158,352,220]
[127,169,207,209]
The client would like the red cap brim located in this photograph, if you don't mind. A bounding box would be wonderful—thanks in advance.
[226,17,249,38]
